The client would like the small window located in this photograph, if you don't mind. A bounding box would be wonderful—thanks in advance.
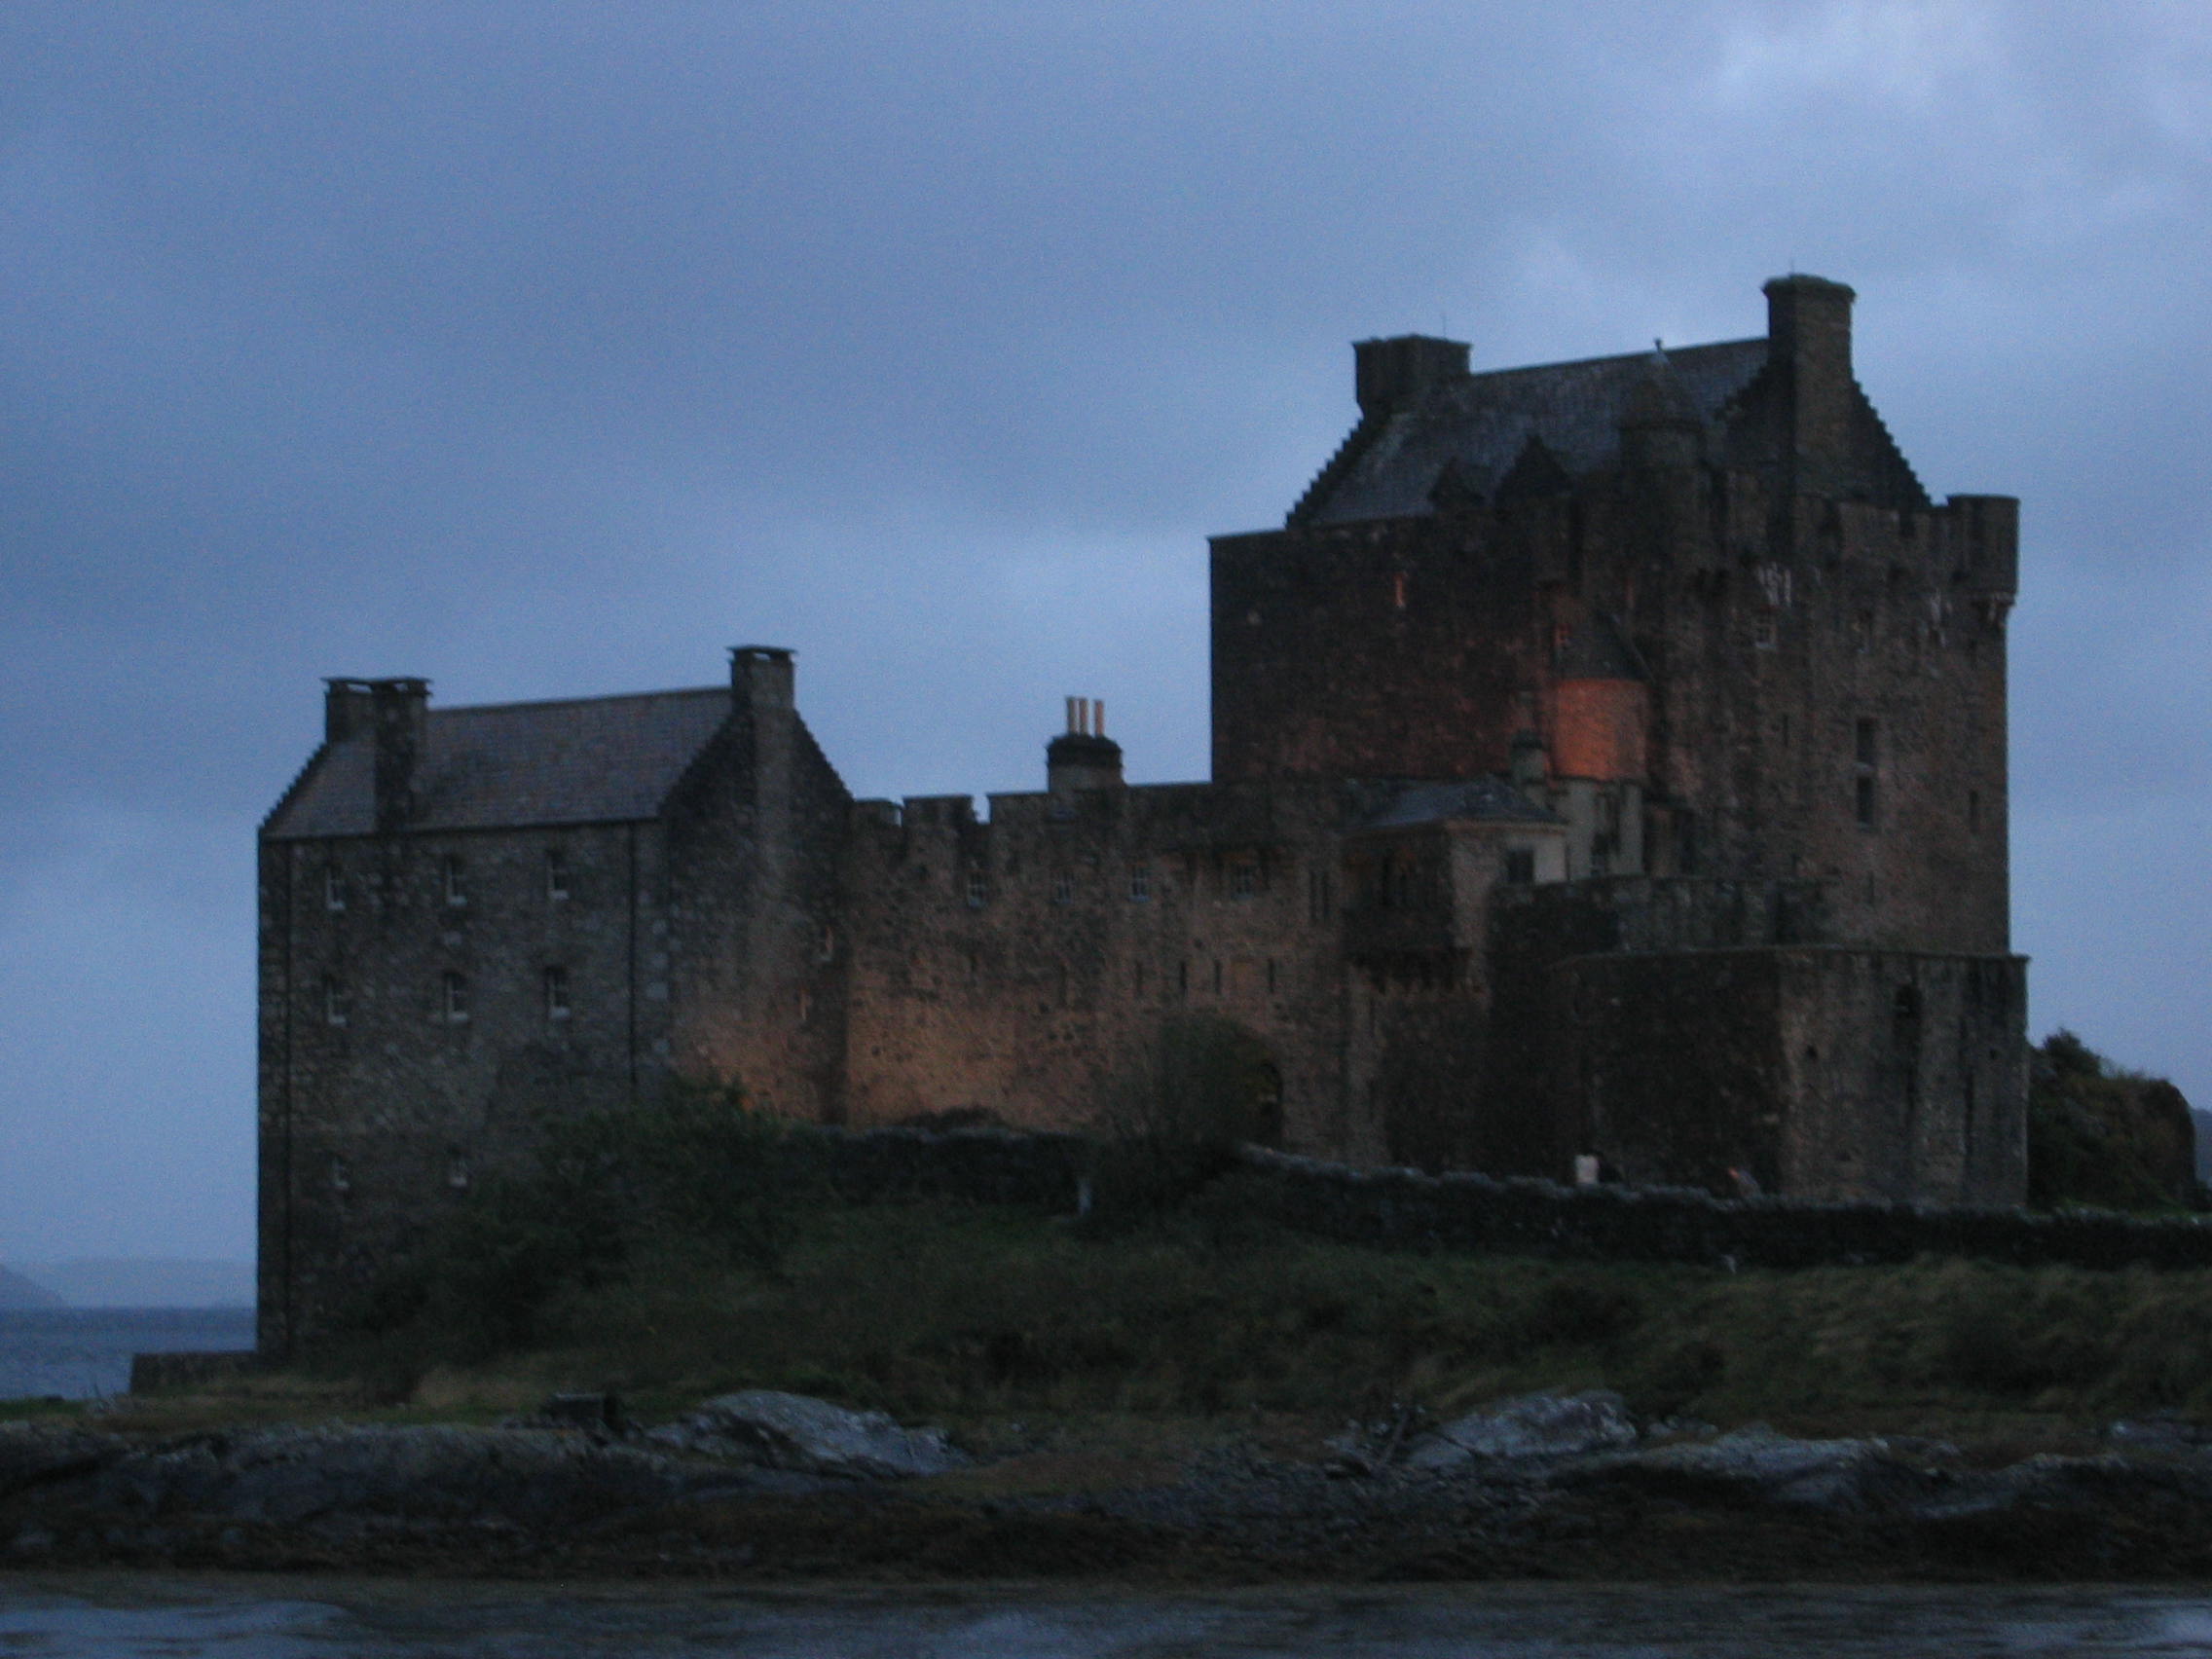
[442,855,466,907]
[1178,959,1190,999]
[1856,775,1877,829]
[1266,958,1278,995]
[1308,867,1333,922]
[545,849,570,901]
[442,971,469,1023]
[543,965,571,1022]
[1503,848,1536,885]
[329,1155,351,1195]
[1967,790,1981,834]
[1212,959,1224,996]
[322,864,347,912]
[1229,863,1258,900]
[321,974,349,1027]
[1128,866,1152,903]
[1856,719,1878,766]
[965,869,987,908]
[446,1153,471,1192]
[1752,610,1778,650]
[818,923,836,963]
[1051,874,1075,905]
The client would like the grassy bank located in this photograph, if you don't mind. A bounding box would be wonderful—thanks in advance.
[278,1187,2212,1444]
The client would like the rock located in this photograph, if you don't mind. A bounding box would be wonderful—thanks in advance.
[0,1421,125,1500]
[1571,1423,1913,1511]
[1401,1390,1638,1472]
[654,1390,968,1479]
[540,1391,623,1433]
[2108,1417,2212,1456]
[31,1423,764,1531]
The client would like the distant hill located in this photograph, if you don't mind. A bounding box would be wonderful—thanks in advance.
[0,1266,65,1309]
[18,1259,254,1309]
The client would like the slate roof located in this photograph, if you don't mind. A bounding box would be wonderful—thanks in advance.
[1354,778,1562,830]
[1295,338,1768,527]
[264,687,733,838]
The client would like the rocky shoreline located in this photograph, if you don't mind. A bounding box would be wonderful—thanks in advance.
[9,1390,2212,1583]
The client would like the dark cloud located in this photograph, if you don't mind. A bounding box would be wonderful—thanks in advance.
[3,2,2207,1254]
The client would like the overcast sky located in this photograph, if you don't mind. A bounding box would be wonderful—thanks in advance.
[3,2,2207,1262]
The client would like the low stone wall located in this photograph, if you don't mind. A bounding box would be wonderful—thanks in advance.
[1230,1147,2212,1272]
[780,1125,1088,1210]
[773,1127,2212,1273]
[129,1350,257,1394]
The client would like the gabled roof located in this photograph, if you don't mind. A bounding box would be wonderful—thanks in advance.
[1296,338,1768,526]
[1353,777,1562,830]
[263,687,732,839]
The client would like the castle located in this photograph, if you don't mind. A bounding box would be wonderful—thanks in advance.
[258,276,2027,1353]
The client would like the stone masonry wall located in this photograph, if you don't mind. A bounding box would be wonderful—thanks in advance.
[258,819,666,1353]
[761,1127,2212,1276]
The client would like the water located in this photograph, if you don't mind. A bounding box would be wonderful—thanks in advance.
[0,1307,255,1401]
[4,1580,2212,1655]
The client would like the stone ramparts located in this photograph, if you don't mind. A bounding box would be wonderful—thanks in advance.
[782,1126,2212,1273]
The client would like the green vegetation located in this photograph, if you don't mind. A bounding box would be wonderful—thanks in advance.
[316,1175,2212,1439]
[279,1040,2211,1441]
[2029,1030,2197,1212]
[335,1082,795,1368]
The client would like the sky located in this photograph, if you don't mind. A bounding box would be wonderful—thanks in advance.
[2,1,2207,1261]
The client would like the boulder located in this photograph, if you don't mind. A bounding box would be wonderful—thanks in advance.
[0,1421,124,1500]
[2108,1418,2212,1456]
[1572,1423,1907,1511]
[1402,1389,1638,1472]
[654,1390,968,1479]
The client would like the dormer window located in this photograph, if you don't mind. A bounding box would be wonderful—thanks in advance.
[442,855,466,907]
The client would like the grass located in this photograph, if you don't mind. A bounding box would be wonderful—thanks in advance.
[263,1192,2212,1453]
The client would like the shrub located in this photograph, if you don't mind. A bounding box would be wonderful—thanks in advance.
[2029,1030,2197,1211]
[334,1078,793,1364]
[1086,1016,1279,1225]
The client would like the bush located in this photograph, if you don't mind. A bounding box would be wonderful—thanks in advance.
[1086,1016,1279,1226]
[334,1079,794,1364]
[2029,1030,2196,1211]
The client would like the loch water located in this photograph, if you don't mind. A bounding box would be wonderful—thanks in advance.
[0,1307,255,1401]
[4,1579,2212,1656]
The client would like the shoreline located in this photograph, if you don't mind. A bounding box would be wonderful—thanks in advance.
[11,1400,2212,1585]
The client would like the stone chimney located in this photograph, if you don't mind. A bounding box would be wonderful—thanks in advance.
[729,645,794,718]
[322,678,376,744]
[355,679,429,832]
[729,646,797,825]
[1047,697,1123,796]
[1353,334,1470,419]
[1763,275,1857,477]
